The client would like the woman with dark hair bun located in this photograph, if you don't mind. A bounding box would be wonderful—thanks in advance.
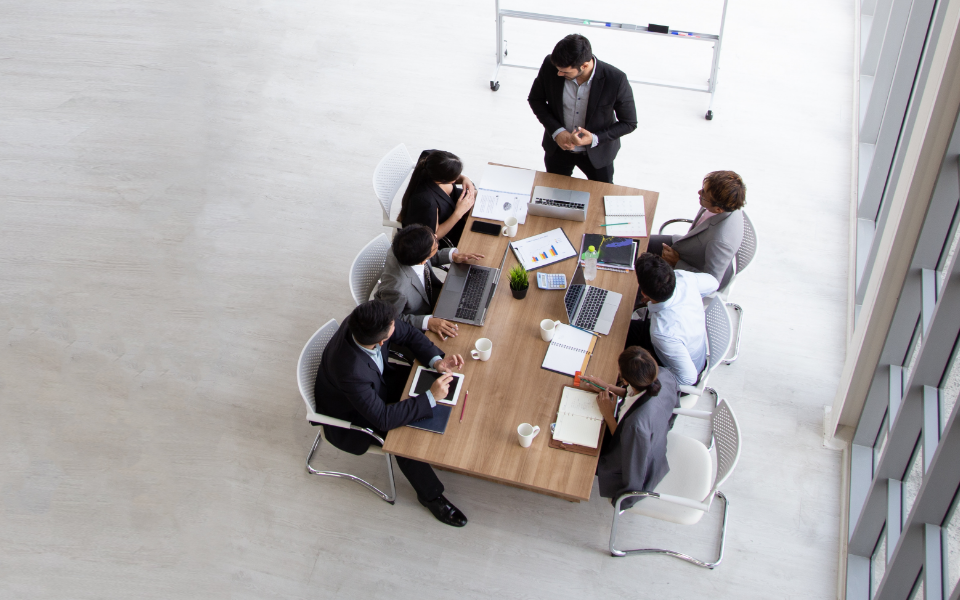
[576,346,680,509]
[398,149,476,247]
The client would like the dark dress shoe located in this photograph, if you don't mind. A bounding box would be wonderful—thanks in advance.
[418,494,468,527]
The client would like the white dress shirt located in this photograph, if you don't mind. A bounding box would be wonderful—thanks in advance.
[411,248,456,331]
[647,271,719,386]
[616,386,645,423]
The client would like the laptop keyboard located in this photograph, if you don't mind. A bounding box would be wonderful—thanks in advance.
[534,198,585,210]
[574,287,608,331]
[455,267,490,320]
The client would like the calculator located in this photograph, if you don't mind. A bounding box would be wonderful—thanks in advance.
[536,272,567,290]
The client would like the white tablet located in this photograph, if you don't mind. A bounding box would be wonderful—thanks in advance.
[409,367,465,406]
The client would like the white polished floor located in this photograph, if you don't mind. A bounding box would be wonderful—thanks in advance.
[0,0,851,598]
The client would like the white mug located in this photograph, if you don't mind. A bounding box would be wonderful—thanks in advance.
[540,319,562,342]
[501,216,519,237]
[517,423,541,448]
[470,338,493,361]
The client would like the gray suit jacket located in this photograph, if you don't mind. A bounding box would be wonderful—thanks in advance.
[671,209,744,289]
[375,247,454,330]
[597,370,680,509]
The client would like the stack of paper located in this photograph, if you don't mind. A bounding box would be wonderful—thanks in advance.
[553,387,604,448]
[603,195,647,237]
[473,164,537,224]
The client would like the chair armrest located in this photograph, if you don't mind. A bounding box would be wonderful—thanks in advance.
[650,493,711,512]
[678,385,702,396]
[306,411,352,429]
[350,426,386,446]
[383,219,402,229]
[613,490,709,513]
[658,218,693,235]
[673,407,713,420]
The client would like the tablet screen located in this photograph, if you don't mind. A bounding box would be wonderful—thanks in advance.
[412,369,461,401]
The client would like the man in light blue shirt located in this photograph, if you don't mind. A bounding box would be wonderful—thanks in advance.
[626,253,719,386]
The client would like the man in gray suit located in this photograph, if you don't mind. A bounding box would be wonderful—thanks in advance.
[578,346,680,509]
[375,224,484,339]
[648,170,746,289]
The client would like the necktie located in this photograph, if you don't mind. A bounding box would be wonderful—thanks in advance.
[423,267,433,303]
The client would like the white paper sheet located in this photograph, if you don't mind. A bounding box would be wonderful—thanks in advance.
[478,164,537,195]
[603,195,647,237]
[472,165,537,224]
[552,387,604,448]
[472,191,529,224]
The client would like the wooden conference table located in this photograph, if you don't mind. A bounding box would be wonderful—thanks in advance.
[383,167,658,502]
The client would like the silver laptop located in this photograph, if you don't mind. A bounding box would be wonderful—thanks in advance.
[527,186,591,222]
[433,247,510,326]
[563,264,623,335]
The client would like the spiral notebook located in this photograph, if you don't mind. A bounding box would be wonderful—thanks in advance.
[552,386,605,448]
[541,324,598,376]
[603,195,647,238]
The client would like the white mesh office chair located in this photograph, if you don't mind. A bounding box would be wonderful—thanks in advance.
[678,296,733,409]
[719,212,757,364]
[373,144,414,230]
[349,233,391,306]
[297,319,397,504]
[658,211,757,365]
[609,398,742,568]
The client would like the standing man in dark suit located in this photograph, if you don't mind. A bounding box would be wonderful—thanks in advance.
[314,299,468,526]
[528,34,638,184]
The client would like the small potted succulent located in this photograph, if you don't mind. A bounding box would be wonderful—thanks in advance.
[508,264,529,300]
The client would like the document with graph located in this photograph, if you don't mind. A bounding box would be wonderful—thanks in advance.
[509,228,577,271]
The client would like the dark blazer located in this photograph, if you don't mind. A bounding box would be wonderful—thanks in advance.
[527,56,638,169]
[374,246,453,330]
[314,317,443,455]
[597,370,680,509]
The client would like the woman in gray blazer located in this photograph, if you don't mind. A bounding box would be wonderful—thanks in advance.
[577,347,681,509]
[649,170,746,289]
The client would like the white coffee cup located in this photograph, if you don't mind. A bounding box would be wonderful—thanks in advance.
[470,338,493,361]
[540,319,562,342]
[501,217,519,237]
[517,423,541,448]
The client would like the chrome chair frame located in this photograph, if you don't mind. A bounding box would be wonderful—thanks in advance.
[609,399,741,568]
[610,490,729,568]
[298,319,397,504]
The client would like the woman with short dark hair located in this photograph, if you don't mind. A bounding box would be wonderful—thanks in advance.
[577,346,680,509]
[398,150,476,247]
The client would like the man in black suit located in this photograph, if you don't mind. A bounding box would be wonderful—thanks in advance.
[527,34,638,184]
[314,299,468,526]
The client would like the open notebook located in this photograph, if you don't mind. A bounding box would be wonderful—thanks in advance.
[603,196,647,238]
[553,387,604,448]
[541,324,597,376]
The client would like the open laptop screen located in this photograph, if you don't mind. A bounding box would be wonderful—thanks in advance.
[563,264,586,323]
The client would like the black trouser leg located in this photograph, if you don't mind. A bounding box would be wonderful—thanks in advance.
[572,153,614,183]
[379,362,445,501]
[393,456,444,501]
[544,149,577,177]
[646,234,673,257]
[625,314,658,363]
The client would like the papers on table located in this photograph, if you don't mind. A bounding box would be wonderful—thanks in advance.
[541,324,597,377]
[603,195,648,237]
[552,386,604,448]
[472,164,537,224]
[509,228,578,271]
